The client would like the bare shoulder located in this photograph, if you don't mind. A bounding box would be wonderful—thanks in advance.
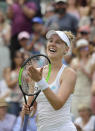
[64,66,76,75]
[62,66,77,82]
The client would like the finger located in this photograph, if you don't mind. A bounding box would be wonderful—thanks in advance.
[40,67,43,74]
[30,106,34,111]
[28,72,32,79]
[22,104,30,110]
[28,66,34,71]
[29,66,38,73]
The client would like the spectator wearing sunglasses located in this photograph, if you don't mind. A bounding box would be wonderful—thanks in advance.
[76,25,90,41]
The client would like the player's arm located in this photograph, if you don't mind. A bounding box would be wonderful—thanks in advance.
[43,67,77,110]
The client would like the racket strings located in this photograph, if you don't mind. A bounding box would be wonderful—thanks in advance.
[21,56,49,95]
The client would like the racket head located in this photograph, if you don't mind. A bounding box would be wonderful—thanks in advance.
[18,54,51,96]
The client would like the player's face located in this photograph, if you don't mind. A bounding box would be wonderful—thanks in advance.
[47,34,69,60]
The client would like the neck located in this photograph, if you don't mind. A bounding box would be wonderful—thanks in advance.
[80,54,89,60]
[68,4,74,8]
[82,116,90,124]
[59,13,66,18]
[50,59,63,70]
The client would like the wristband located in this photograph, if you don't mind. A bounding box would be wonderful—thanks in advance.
[36,78,48,91]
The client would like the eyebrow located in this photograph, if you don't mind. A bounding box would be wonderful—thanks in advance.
[48,38,62,42]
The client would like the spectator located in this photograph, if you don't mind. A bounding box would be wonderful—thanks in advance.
[89,3,95,42]
[18,31,31,53]
[7,51,24,116]
[90,52,95,114]
[44,3,55,22]
[67,0,80,20]
[0,67,11,100]
[78,0,91,18]
[30,17,46,55]
[0,9,11,80]
[0,9,11,46]
[44,0,78,34]
[70,39,92,117]
[30,0,42,17]
[0,98,16,131]
[7,0,37,60]
[76,25,91,41]
[74,104,95,131]
[91,65,95,115]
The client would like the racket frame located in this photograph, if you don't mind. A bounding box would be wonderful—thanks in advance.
[18,54,51,104]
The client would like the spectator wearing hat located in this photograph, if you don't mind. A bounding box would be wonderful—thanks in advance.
[29,17,46,55]
[7,0,37,60]
[17,31,32,54]
[44,0,78,34]
[74,104,95,131]
[70,39,93,117]
[0,98,16,131]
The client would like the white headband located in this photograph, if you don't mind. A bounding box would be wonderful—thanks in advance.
[46,30,70,47]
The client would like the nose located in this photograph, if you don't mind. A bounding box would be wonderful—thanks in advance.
[48,40,56,46]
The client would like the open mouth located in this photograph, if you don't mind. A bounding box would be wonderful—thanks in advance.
[49,48,56,53]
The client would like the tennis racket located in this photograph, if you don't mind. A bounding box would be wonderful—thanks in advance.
[18,54,51,131]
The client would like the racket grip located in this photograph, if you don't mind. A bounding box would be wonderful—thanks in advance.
[23,114,29,131]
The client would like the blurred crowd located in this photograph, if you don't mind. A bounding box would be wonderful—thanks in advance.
[0,0,95,130]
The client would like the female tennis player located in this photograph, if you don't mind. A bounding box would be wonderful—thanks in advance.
[23,30,77,131]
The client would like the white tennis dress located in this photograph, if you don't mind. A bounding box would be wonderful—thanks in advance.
[36,65,77,131]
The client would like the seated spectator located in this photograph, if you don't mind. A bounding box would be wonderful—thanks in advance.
[74,104,95,131]
[0,98,16,131]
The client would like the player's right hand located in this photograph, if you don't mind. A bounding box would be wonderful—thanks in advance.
[22,104,33,115]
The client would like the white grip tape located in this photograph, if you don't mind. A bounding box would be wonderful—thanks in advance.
[37,78,49,91]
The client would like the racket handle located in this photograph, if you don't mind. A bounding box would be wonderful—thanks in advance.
[23,114,29,131]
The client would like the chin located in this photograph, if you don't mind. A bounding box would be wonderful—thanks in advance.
[48,54,60,61]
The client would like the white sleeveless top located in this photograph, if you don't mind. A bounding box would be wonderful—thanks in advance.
[36,65,77,131]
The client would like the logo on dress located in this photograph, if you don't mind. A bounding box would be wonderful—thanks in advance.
[51,86,56,90]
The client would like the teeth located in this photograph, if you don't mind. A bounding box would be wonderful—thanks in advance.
[49,48,56,52]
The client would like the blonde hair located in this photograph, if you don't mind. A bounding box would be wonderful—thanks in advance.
[64,31,75,45]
